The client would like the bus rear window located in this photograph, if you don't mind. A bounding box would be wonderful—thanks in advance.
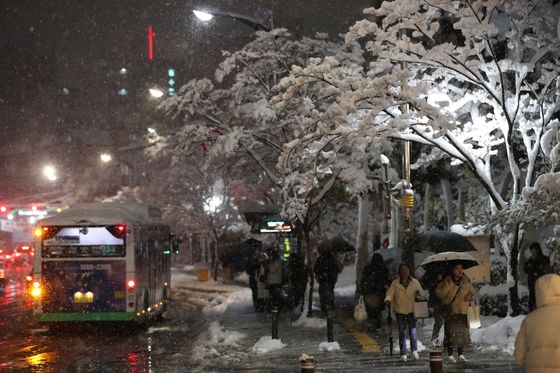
[42,245,125,258]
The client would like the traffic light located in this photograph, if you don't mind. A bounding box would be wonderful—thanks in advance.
[168,68,175,96]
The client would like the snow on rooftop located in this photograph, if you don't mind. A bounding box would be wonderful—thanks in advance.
[39,202,164,226]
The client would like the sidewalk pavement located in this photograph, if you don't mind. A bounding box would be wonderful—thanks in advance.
[177,266,522,372]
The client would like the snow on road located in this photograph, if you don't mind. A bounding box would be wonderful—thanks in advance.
[319,341,341,352]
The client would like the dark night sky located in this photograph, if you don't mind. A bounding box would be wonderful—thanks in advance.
[0,0,371,198]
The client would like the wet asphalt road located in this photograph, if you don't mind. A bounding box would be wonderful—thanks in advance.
[0,264,207,372]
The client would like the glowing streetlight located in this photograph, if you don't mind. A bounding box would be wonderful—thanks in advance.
[193,8,272,31]
[100,153,112,163]
[149,88,164,98]
[193,10,214,21]
[43,165,58,181]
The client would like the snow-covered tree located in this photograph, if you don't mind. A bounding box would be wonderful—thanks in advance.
[160,29,365,263]
[274,0,560,313]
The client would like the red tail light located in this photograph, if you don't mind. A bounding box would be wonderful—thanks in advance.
[107,224,127,238]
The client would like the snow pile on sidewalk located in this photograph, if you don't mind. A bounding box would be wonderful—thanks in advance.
[319,341,341,352]
[207,321,246,347]
[191,321,248,365]
[251,336,287,355]
[203,289,252,315]
[471,316,525,355]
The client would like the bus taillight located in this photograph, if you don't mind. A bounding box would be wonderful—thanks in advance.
[35,226,61,239]
[107,224,127,238]
[31,281,42,298]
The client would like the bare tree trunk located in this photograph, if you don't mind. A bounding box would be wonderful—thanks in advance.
[441,178,454,229]
[212,240,219,281]
[509,225,522,315]
[355,193,371,286]
[423,183,433,229]
[457,189,466,223]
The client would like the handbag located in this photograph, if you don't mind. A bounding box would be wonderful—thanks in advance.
[413,301,429,318]
[354,296,368,322]
[467,300,481,329]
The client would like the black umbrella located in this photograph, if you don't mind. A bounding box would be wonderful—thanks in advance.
[410,231,475,253]
[317,237,355,253]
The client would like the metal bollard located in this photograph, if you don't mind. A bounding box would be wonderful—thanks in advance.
[300,354,315,373]
[272,306,279,339]
[326,310,334,342]
[429,349,443,373]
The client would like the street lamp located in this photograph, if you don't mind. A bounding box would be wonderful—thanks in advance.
[43,165,58,181]
[149,88,164,98]
[192,8,272,31]
[100,153,112,163]
[193,10,214,21]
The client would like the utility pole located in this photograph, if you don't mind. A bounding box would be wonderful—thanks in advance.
[399,24,415,269]
[401,139,414,269]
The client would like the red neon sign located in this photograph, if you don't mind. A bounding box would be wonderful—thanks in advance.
[147,25,156,61]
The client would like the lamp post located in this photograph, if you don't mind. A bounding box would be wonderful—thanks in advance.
[193,9,273,31]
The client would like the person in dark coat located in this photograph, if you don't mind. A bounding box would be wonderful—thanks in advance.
[422,270,446,346]
[524,242,551,312]
[266,249,283,311]
[289,254,307,311]
[358,253,391,330]
[314,251,339,314]
[246,250,261,311]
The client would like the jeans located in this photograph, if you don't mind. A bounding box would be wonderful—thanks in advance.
[396,313,418,355]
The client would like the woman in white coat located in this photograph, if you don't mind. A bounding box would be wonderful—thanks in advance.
[385,263,424,361]
[515,274,560,372]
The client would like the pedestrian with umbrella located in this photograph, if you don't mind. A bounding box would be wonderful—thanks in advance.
[359,253,391,330]
[422,268,447,347]
[385,263,424,361]
[434,255,478,363]
[314,250,340,316]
